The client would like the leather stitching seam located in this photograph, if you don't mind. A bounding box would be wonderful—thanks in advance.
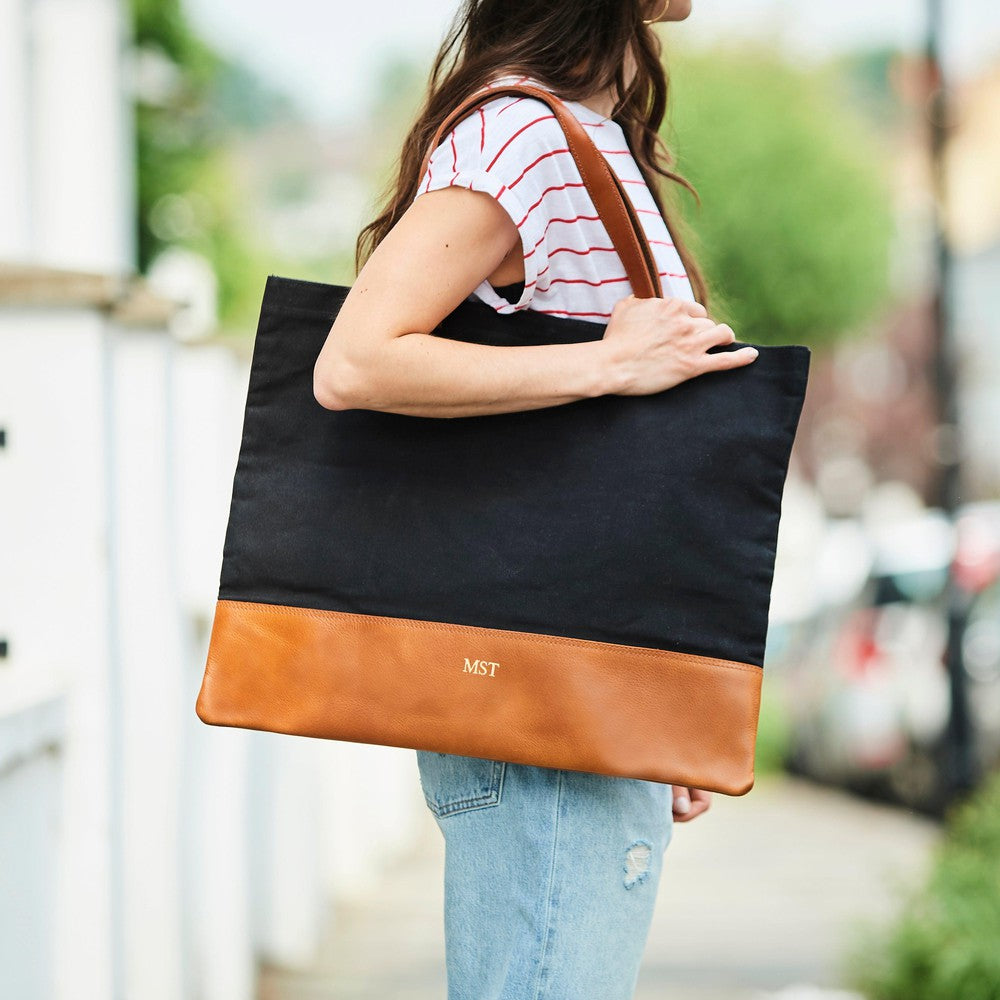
[218,599,762,675]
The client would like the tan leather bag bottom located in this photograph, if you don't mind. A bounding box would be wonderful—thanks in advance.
[196,599,763,795]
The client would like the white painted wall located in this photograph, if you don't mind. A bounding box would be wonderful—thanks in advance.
[0,307,117,1000]
[0,0,30,256]
[0,0,133,271]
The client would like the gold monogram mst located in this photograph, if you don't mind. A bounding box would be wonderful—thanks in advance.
[464,657,500,677]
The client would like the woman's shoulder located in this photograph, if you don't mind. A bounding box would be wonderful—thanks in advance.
[426,74,623,181]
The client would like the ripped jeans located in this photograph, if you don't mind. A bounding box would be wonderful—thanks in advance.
[415,750,675,1000]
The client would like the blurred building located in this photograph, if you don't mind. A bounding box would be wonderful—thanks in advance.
[947,64,1000,499]
[0,0,133,272]
[793,57,1000,514]
[230,119,371,269]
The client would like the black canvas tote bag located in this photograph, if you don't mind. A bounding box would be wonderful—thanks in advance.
[196,84,811,795]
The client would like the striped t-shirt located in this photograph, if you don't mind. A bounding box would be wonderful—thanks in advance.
[413,73,694,323]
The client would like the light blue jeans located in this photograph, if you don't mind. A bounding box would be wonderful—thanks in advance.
[415,750,675,1000]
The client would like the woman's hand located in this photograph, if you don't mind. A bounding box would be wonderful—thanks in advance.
[671,784,713,822]
[600,293,758,396]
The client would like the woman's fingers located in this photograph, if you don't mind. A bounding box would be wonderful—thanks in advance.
[671,783,690,815]
[671,784,714,822]
[687,787,713,818]
[703,344,760,370]
[694,322,758,370]
[691,319,761,372]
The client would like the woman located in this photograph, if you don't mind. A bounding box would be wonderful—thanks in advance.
[314,0,757,995]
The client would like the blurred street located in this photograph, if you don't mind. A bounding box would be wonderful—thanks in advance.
[259,771,941,1000]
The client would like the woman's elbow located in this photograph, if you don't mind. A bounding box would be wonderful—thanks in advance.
[313,351,366,411]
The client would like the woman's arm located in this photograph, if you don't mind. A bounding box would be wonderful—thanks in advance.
[313,186,624,418]
[314,186,754,418]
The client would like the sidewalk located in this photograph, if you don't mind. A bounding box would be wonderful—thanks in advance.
[260,771,941,1000]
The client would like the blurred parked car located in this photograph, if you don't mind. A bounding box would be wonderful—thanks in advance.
[779,502,1000,816]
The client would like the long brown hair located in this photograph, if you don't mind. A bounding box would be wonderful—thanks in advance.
[355,0,709,308]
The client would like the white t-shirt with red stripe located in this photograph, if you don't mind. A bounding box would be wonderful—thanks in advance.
[413,73,695,323]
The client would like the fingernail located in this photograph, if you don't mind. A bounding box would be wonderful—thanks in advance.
[749,348,759,357]
[674,795,690,814]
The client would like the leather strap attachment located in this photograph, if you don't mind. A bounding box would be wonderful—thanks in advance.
[419,83,663,300]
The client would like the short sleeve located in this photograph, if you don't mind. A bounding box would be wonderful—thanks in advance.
[413,95,566,314]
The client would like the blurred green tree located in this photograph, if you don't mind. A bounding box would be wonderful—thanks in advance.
[128,0,294,331]
[662,43,896,348]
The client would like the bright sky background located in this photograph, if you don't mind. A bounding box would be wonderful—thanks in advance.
[184,0,1000,125]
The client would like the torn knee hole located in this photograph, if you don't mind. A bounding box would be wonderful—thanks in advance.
[623,840,653,889]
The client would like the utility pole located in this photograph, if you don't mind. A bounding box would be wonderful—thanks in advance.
[925,0,978,802]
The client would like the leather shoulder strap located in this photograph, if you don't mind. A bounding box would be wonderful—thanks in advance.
[419,83,663,300]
